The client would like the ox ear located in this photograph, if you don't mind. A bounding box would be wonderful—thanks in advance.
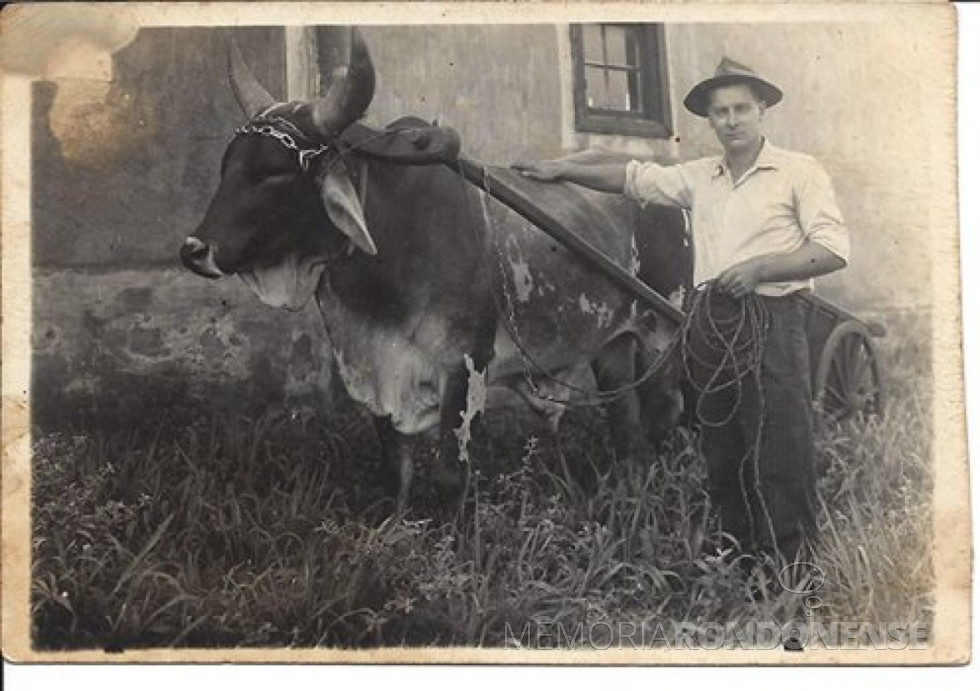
[320,159,378,256]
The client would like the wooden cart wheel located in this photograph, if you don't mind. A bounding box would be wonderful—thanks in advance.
[813,321,884,421]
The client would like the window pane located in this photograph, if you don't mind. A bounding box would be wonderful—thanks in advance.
[584,65,608,108]
[627,68,644,113]
[604,26,627,66]
[606,70,631,111]
[581,25,604,62]
[624,28,641,67]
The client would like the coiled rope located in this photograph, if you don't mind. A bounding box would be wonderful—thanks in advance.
[680,282,778,552]
[681,282,769,425]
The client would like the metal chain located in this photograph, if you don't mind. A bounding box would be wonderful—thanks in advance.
[234,119,329,172]
[478,170,542,398]
[234,110,434,177]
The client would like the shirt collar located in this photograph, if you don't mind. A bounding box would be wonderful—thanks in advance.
[713,138,780,179]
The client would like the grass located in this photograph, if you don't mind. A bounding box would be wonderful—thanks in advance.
[30,308,933,650]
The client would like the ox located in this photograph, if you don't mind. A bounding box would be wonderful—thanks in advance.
[180,30,690,511]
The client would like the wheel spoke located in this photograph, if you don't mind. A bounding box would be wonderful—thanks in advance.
[832,350,849,396]
[824,382,848,406]
[843,335,861,382]
[848,336,872,385]
[855,341,883,415]
[851,344,872,385]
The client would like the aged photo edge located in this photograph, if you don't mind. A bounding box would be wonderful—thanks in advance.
[1,0,970,665]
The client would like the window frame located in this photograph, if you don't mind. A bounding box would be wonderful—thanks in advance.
[570,23,672,139]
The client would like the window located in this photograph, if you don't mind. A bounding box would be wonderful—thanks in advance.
[570,24,671,138]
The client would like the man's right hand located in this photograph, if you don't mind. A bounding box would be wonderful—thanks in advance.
[511,160,565,182]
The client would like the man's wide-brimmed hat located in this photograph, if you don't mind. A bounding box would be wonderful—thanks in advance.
[683,57,783,117]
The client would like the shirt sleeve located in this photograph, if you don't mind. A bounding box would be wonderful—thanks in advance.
[796,160,850,263]
[623,160,695,210]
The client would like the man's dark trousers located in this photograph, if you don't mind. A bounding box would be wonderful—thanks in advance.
[687,289,818,562]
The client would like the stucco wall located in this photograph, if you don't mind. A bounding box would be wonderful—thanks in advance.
[361,24,564,163]
[30,27,334,424]
[31,269,332,426]
[662,22,938,311]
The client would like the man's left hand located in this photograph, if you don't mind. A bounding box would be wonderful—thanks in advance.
[716,259,764,298]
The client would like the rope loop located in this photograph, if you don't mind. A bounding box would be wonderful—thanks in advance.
[680,281,770,427]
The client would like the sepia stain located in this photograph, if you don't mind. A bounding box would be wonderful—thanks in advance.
[3,4,147,168]
[1,5,138,78]
[48,78,156,169]
[1,398,31,457]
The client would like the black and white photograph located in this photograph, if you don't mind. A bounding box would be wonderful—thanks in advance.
[0,1,968,663]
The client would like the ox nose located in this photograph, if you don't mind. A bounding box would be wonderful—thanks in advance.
[180,236,223,278]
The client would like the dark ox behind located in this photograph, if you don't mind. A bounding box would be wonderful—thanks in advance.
[181,29,691,512]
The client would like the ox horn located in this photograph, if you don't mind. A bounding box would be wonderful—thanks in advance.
[228,39,276,117]
[311,27,376,139]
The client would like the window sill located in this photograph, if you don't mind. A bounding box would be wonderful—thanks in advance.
[575,113,672,139]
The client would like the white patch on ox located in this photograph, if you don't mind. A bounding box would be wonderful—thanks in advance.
[668,285,686,310]
[331,332,442,436]
[453,354,487,464]
[577,293,615,330]
[504,234,534,303]
[238,251,328,311]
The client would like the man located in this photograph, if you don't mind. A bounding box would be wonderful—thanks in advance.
[514,57,849,562]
